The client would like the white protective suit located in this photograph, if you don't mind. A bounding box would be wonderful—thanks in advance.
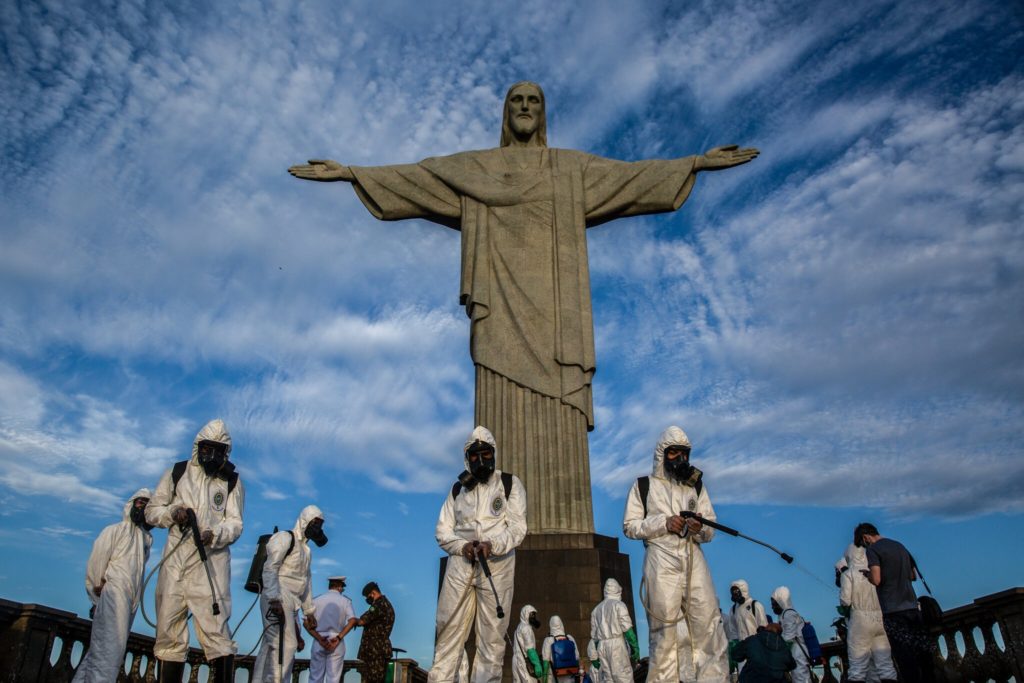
[772,587,810,683]
[146,419,244,661]
[429,426,528,683]
[623,426,729,683]
[253,505,322,682]
[730,580,767,642]
[541,615,578,683]
[841,544,898,682]
[512,604,541,683]
[72,489,153,683]
[590,578,634,683]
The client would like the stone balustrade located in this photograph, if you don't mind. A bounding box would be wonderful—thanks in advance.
[0,597,426,683]
[814,588,1023,683]
[2,589,1021,682]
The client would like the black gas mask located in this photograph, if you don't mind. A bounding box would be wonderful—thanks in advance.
[305,518,328,548]
[529,611,541,629]
[730,586,744,605]
[130,498,153,530]
[663,444,696,483]
[465,441,496,485]
[771,598,783,616]
[197,440,229,477]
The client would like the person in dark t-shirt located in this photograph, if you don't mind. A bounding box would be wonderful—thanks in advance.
[855,523,935,683]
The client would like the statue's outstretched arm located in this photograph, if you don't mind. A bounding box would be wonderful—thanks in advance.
[694,145,759,172]
[288,159,355,182]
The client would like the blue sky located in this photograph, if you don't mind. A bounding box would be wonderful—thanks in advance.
[1,0,1022,673]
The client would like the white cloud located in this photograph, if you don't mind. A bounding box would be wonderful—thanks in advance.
[356,534,395,549]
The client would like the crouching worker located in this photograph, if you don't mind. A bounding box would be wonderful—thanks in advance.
[253,505,327,682]
[732,624,796,683]
[146,419,243,683]
[73,489,154,683]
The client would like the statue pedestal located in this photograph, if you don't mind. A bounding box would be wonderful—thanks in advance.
[443,533,634,682]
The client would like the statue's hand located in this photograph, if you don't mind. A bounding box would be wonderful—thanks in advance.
[696,145,759,171]
[288,159,354,182]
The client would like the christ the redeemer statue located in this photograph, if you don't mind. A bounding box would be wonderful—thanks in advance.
[289,82,758,534]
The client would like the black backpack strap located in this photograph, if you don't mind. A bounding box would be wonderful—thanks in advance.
[451,481,462,500]
[637,476,650,517]
[909,553,933,595]
[501,472,513,499]
[171,460,189,497]
[285,530,295,558]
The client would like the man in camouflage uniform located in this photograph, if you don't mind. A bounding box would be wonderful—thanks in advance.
[358,581,396,683]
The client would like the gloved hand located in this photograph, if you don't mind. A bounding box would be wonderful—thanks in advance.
[625,627,640,663]
[728,639,740,664]
[836,605,851,618]
[592,659,601,670]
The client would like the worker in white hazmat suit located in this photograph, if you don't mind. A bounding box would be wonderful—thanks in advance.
[590,578,639,683]
[429,426,528,683]
[513,604,544,683]
[623,426,729,683]
[770,587,810,683]
[541,614,579,683]
[146,419,244,683]
[841,544,898,683]
[72,488,154,683]
[252,504,326,682]
[729,580,767,642]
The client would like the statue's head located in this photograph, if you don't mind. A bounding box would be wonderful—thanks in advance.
[500,81,547,148]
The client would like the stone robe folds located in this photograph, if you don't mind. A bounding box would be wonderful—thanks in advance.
[350,148,697,533]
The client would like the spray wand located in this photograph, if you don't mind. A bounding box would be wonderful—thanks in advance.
[679,511,794,563]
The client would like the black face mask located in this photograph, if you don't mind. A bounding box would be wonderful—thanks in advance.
[730,589,744,604]
[467,443,495,484]
[197,440,228,477]
[663,447,694,482]
[458,469,479,491]
[529,613,541,629]
[130,501,153,530]
[365,595,375,605]
[305,519,328,548]
[771,600,783,616]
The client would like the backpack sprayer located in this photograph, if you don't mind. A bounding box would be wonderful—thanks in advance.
[679,511,794,563]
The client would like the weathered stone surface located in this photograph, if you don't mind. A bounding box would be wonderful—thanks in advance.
[289,82,758,534]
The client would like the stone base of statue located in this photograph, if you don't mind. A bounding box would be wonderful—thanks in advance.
[442,533,634,683]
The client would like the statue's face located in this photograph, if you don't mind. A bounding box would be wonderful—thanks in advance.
[507,84,543,140]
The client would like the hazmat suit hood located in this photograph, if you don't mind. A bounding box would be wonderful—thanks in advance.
[520,603,537,622]
[652,426,690,479]
[844,543,868,571]
[463,425,498,468]
[771,586,793,610]
[124,487,154,522]
[549,615,566,637]
[189,418,233,463]
[294,504,324,542]
[731,579,751,600]
[603,578,623,600]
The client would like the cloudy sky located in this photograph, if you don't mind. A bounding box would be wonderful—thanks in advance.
[2,0,1022,671]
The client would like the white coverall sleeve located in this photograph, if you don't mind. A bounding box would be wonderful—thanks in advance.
[839,571,853,607]
[301,573,316,617]
[84,525,118,605]
[262,531,291,601]
[616,602,633,633]
[622,480,668,540]
[488,476,527,556]
[781,610,802,643]
[435,492,467,556]
[209,479,244,550]
[687,487,716,544]
[145,468,179,529]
